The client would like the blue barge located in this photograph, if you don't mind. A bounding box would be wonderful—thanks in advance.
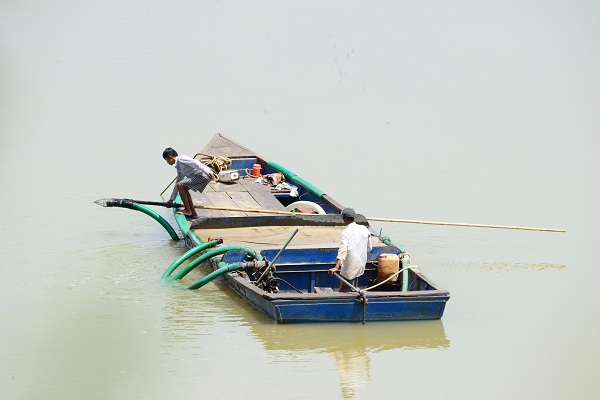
[167,134,450,323]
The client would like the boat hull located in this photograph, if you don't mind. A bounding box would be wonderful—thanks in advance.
[211,256,449,323]
[228,274,448,323]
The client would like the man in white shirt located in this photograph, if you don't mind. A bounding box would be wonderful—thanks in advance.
[163,148,217,219]
[328,208,372,291]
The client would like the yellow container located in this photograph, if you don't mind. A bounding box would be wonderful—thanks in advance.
[377,254,400,283]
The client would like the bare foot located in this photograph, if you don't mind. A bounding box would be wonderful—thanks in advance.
[176,211,198,219]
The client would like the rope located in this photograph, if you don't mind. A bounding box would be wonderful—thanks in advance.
[362,266,417,292]
[195,152,232,172]
[243,168,259,178]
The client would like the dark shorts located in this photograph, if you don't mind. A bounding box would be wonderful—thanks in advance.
[180,173,210,193]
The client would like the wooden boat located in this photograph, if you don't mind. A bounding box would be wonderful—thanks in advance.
[163,134,450,323]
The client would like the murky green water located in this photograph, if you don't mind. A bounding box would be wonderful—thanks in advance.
[1,2,598,399]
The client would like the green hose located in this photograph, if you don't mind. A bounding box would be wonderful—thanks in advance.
[186,262,242,290]
[162,239,223,281]
[381,236,405,254]
[95,198,180,240]
[171,246,262,281]
[401,255,409,292]
[173,210,203,246]
[267,161,326,198]
[115,200,179,241]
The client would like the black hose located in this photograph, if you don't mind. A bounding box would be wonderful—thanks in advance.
[272,278,303,294]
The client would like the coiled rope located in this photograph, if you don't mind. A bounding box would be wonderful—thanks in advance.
[195,152,232,172]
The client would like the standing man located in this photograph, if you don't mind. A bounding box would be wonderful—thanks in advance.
[328,208,372,291]
[163,148,218,219]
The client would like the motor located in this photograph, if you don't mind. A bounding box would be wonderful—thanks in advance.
[251,228,298,293]
[251,263,279,293]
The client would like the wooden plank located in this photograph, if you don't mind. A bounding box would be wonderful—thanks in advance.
[210,180,247,192]
[203,182,216,192]
[190,191,224,218]
[227,191,274,216]
[203,192,247,217]
[249,190,288,211]
[229,190,288,214]
[200,135,257,158]
[238,179,288,211]
[237,178,268,193]
[227,191,261,208]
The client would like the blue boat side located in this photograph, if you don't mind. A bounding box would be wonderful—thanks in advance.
[215,247,449,323]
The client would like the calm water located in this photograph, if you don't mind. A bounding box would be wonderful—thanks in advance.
[1,2,599,399]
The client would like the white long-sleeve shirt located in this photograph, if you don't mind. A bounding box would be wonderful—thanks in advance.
[169,155,213,201]
[337,222,372,280]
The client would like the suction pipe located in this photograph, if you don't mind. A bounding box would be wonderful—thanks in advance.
[186,262,242,290]
[96,198,180,241]
[162,239,223,281]
[171,246,262,281]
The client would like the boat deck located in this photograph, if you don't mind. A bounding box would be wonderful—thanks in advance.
[188,176,375,252]
[193,225,344,252]
[190,177,287,219]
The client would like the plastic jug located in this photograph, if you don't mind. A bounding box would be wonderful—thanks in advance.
[377,254,400,283]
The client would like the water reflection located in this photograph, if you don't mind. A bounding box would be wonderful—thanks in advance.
[249,320,449,352]
[161,276,449,399]
[333,347,371,399]
[254,321,448,398]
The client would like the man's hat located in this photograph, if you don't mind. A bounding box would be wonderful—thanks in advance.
[341,208,356,219]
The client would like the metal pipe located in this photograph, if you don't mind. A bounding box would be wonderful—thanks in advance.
[255,228,298,285]
[333,272,361,294]
[333,273,368,324]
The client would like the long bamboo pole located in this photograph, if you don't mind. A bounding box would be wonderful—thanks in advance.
[366,217,566,232]
[193,204,566,232]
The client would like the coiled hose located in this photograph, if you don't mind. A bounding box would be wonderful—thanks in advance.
[186,262,241,290]
[162,239,223,281]
[171,246,262,281]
